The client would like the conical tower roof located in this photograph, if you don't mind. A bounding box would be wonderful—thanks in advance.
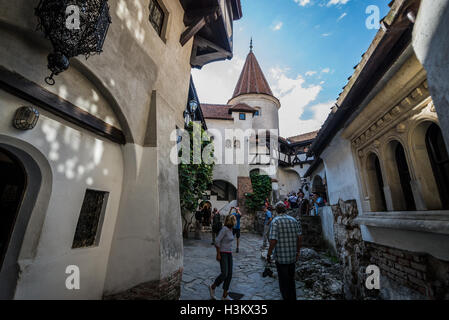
[230,41,273,100]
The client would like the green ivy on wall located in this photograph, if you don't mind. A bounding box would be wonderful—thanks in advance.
[245,171,272,212]
[178,122,215,236]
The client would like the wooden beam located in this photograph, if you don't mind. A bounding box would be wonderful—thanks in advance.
[180,16,207,46]
[0,66,125,144]
[180,8,220,47]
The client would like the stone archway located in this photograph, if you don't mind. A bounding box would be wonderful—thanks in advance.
[410,120,447,210]
[0,144,42,299]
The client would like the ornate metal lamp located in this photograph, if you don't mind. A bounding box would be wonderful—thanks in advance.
[184,99,199,125]
[13,107,40,130]
[189,99,199,115]
[35,0,112,85]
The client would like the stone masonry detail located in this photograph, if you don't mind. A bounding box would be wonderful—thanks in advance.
[332,199,377,300]
[367,242,449,299]
[104,268,183,300]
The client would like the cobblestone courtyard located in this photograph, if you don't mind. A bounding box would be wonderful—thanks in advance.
[180,232,344,300]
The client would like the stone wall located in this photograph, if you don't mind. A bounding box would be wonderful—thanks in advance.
[237,176,253,215]
[332,199,376,300]
[104,268,183,300]
[367,242,449,299]
[299,216,323,249]
[240,212,256,232]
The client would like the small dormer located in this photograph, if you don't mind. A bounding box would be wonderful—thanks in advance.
[228,103,257,122]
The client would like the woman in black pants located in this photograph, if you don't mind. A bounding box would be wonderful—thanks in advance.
[209,214,236,300]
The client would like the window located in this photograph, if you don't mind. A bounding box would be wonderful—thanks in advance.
[239,113,246,120]
[395,143,416,211]
[72,189,109,249]
[254,110,261,116]
[149,0,165,37]
[426,123,449,209]
[366,153,387,211]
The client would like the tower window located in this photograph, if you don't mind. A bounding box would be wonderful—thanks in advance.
[239,113,246,120]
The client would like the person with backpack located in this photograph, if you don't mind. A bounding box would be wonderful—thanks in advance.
[211,208,222,245]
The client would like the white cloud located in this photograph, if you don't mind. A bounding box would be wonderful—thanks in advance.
[294,101,334,134]
[193,59,331,137]
[268,68,327,137]
[272,22,283,31]
[305,71,317,76]
[294,0,311,6]
[327,0,349,6]
[337,12,347,21]
[321,33,332,37]
[192,56,245,103]
[321,68,331,73]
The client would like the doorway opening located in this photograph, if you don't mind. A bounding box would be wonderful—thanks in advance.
[0,148,26,270]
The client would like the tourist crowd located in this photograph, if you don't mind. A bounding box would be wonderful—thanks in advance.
[192,189,327,301]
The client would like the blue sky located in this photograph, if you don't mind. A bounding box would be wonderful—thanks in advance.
[193,0,390,137]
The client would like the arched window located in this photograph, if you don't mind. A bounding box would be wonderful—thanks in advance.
[426,123,449,209]
[384,140,416,211]
[366,153,387,211]
[395,143,416,211]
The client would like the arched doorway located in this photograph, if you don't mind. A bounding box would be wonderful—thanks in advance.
[395,143,416,211]
[210,180,237,202]
[0,148,26,271]
[426,123,449,209]
[312,175,327,202]
[0,142,43,300]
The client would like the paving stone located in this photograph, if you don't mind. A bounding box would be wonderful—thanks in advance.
[181,232,342,300]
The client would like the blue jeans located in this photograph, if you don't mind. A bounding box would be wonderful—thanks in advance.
[214,252,233,291]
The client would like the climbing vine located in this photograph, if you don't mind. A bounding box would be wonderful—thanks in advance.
[245,171,272,212]
[178,122,215,237]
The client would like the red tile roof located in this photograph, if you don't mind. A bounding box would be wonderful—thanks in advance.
[201,104,233,120]
[287,131,319,143]
[231,50,273,100]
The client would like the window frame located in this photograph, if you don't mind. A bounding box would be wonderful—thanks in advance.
[72,189,109,249]
[149,0,168,41]
[239,113,246,121]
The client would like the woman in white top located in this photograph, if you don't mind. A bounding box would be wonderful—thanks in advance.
[209,214,236,300]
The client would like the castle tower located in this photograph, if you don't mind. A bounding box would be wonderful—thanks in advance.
[228,41,281,133]
[228,41,281,202]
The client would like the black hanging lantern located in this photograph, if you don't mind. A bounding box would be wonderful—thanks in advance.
[35,0,112,85]
[13,107,40,130]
